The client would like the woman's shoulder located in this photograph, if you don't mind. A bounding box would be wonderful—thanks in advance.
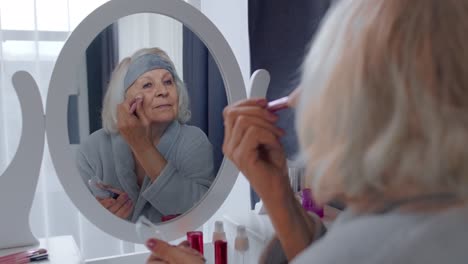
[178,123,210,142]
[78,128,112,154]
[292,206,468,264]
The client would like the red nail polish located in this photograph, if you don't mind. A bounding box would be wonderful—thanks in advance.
[187,231,204,255]
[215,240,227,264]
[146,238,157,250]
[256,98,267,106]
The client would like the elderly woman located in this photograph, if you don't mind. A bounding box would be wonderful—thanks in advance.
[144,0,468,263]
[76,47,215,223]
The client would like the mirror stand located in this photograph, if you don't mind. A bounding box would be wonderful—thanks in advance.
[0,72,44,249]
[248,69,271,215]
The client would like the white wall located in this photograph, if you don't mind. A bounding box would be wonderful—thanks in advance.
[200,0,253,237]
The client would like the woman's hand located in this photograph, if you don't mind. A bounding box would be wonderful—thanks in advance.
[117,95,153,152]
[145,239,205,264]
[117,95,168,182]
[222,98,288,200]
[223,94,319,261]
[96,186,133,219]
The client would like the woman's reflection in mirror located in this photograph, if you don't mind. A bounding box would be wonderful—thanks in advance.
[76,47,215,223]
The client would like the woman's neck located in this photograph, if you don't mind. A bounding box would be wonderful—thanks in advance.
[150,122,171,145]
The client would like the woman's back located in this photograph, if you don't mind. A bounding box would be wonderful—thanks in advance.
[293,206,468,263]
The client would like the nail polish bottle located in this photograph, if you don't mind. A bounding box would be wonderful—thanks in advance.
[302,188,324,218]
[212,221,226,243]
[214,240,228,264]
[233,225,249,264]
[187,231,204,255]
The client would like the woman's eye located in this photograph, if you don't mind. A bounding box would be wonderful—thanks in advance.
[163,79,173,86]
[143,82,152,88]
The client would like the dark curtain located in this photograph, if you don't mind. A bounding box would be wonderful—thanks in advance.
[183,27,227,173]
[68,24,118,143]
[248,0,332,209]
[85,24,119,134]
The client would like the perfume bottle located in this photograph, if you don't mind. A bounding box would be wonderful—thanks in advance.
[302,188,324,218]
[212,221,226,243]
[233,225,249,264]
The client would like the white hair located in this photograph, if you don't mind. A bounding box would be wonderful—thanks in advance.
[101,47,191,133]
[297,0,468,202]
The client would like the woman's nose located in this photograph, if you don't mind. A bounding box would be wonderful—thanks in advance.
[154,84,169,97]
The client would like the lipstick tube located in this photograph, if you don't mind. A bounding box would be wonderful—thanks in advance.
[0,248,47,263]
[187,231,204,255]
[215,240,228,264]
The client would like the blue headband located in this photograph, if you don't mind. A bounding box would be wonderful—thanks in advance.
[124,53,176,90]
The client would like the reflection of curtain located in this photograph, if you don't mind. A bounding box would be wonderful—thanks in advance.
[0,0,146,260]
[85,24,119,134]
[248,0,332,208]
[182,26,227,173]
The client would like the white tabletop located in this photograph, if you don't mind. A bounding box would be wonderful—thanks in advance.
[0,235,83,263]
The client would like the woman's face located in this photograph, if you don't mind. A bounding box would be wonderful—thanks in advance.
[126,68,179,124]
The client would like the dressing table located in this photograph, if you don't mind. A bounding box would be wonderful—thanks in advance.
[0,236,83,264]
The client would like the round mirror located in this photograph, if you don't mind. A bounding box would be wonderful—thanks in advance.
[46,0,246,243]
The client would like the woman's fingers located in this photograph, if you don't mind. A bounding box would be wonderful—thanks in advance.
[224,104,278,130]
[231,126,287,198]
[230,125,283,169]
[223,98,279,153]
[117,95,142,127]
[177,241,190,247]
[145,239,205,264]
[108,193,131,213]
[130,96,143,113]
[146,253,167,264]
[97,197,116,209]
[224,115,284,156]
[135,97,151,127]
[115,198,133,219]
[176,242,203,256]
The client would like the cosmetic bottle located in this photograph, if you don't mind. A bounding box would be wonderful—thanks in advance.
[233,225,249,264]
[214,240,228,264]
[161,214,181,222]
[212,221,226,243]
[187,231,204,255]
[302,188,324,218]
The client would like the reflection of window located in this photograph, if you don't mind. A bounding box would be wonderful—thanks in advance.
[0,0,109,31]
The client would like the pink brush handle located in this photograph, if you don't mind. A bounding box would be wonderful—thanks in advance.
[267,96,289,112]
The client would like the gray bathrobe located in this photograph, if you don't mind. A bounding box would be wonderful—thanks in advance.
[76,121,215,223]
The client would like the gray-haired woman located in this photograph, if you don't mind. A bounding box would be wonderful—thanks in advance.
[144,0,468,263]
[76,47,215,223]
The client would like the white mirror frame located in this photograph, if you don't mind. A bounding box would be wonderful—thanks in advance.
[46,0,246,243]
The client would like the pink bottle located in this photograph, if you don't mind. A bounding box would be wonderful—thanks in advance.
[302,188,324,218]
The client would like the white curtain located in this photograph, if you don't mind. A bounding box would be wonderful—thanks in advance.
[117,13,184,77]
[0,0,151,260]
